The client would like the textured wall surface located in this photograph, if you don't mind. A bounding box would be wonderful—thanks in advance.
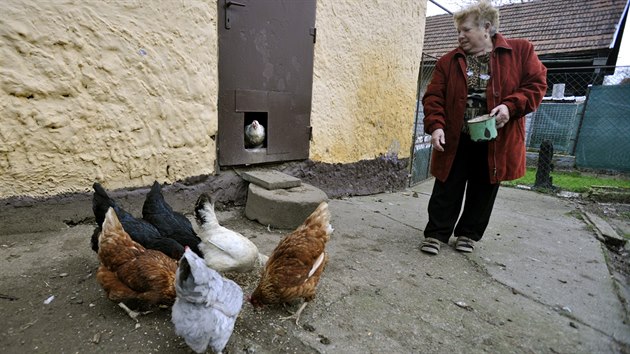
[0,0,218,197]
[310,1,425,163]
[0,0,426,198]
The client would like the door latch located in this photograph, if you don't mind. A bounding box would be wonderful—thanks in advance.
[224,0,246,29]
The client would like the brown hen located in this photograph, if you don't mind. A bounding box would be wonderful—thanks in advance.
[96,207,178,307]
[249,202,333,324]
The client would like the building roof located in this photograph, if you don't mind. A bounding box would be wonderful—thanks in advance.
[423,0,628,61]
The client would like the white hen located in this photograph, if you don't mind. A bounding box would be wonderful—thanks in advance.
[194,193,268,273]
[172,247,243,354]
[244,120,265,148]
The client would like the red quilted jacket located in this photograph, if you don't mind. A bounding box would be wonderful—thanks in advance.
[423,33,547,183]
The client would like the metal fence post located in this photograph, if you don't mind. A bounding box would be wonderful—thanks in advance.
[571,84,592,156]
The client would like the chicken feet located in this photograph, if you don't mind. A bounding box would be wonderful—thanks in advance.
[118,302,152,322]
[279,302,309,325]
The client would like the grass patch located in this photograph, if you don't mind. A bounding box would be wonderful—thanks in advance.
[502,168,630,193]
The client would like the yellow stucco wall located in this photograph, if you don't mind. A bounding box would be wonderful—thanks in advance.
[0,0,426,198]
[0,0,218,197]
[311,1,425,163]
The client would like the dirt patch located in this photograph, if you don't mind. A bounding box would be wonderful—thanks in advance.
[0,211,326,354]
[579,200,630,281]
[1,192,629,354]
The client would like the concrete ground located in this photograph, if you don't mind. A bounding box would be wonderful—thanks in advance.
[1,178,629,353]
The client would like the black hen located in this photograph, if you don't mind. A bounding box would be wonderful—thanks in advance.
[91,182,185,260]
[142,181,203,257]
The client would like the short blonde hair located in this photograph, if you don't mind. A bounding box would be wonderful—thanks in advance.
[454,0,499,36]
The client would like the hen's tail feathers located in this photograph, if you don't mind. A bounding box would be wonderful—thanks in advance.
[194,193,225,253]
[92,182,116,227]
[299,202,333,240]
[194,193,217,226]
[143,181,171,213]
[102,207,124,235]
[97,208,123,251]
[90,227,101,252]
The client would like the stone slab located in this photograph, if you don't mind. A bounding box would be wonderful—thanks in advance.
[242,170,302,190]
[584,211,626,247]
[245,182,327,229]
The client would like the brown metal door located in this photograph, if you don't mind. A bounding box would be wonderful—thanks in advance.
[218,0,316,166]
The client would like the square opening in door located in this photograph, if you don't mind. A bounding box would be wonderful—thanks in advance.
[244,112,267,149]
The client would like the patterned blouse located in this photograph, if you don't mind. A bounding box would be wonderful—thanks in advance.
[464,53,491,129]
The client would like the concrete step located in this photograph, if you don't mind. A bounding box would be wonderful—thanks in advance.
[244,182,328,229]
[242,170,301,190]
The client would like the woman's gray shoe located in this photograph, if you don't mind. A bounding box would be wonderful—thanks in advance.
[455,236,475,253]
[421,237,441,255]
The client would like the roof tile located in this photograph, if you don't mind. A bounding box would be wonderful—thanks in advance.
[423,0,627,57]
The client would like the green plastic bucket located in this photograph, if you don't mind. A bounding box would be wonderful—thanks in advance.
[467,114,497,142]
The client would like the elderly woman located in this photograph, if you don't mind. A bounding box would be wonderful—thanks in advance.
[420,0,547,255]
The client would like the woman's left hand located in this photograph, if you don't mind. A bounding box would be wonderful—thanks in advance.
[491,104,510,129]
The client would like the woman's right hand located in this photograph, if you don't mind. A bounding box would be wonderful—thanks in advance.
[431,128,445,152]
